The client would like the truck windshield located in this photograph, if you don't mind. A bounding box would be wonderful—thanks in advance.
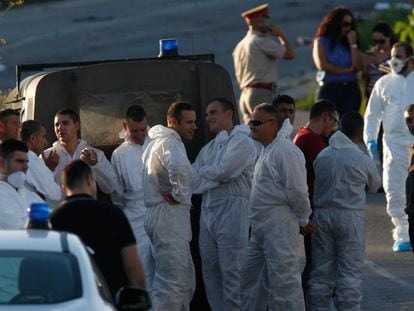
[0,250,82,304]
[79,90,183,146]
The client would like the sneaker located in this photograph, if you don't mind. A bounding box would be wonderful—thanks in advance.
[392,241,412,252]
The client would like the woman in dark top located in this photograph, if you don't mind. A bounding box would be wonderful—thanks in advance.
[362,22,396,98]
[312,6,363,117]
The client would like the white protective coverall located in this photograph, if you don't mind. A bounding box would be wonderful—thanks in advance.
[364,71,414,243]
[240,131,311,311]
[26,150,62,207]
[0,180,45,229]
[308,131,381,310]
[142,125,195,311]
[192,125,256,311]
[111,136,154,291]
[43,139,116,194]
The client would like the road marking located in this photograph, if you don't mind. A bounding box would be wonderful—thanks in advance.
[364,259,413,287]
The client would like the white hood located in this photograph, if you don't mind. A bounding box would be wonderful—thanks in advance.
[148,125,181,141]
[277,118,293,139]
[329,131,356,149]
[231,124,250,137]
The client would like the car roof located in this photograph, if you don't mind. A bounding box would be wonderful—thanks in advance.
[0,230,67,252]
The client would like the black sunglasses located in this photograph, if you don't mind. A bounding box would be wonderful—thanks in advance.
[248,119,273,127]
[373,38,386,45]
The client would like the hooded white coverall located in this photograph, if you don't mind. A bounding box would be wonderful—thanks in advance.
[43,139,116,194]
[0,180,44,297]
[308,131,381,310]
[245,118,294,310]
[192,125,256,311]
[240,132,311,311]
[364,71,414,242]
[142,125,195,311]
[0,180,46,229]
[0,181,29,229]
[26,150,62,206]
[111,136,154,292]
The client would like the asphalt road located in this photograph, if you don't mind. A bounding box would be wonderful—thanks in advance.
[0,1,413,309]
[357,193,414,310]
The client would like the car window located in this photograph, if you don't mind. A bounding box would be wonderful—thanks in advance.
[0,251,82,305]
[0,255,20,302]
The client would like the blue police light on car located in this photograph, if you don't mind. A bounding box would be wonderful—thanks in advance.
[159,38,179,57]
[26,202,51,229]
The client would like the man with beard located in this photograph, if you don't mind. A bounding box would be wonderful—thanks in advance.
[142,100,197,311]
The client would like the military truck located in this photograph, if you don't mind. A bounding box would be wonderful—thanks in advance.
[8,50,239,310]
[10,53,237,160]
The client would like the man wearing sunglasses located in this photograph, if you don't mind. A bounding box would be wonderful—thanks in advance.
[192,98,256,311]
[364,41,414,252]
[293,99,338,297]
[241,103,315,310]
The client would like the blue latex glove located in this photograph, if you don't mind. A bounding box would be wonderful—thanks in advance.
[367,140,378,159]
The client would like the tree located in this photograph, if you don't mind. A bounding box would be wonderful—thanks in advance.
[0,1,24,45]
[394,9,414,42]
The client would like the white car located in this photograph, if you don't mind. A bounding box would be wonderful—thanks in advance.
[0,230,148,310]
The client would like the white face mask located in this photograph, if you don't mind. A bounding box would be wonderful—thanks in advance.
[7,171,26,189]
[389,56,408,74]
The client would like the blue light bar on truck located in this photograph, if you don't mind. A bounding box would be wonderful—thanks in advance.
[159,38,179,57]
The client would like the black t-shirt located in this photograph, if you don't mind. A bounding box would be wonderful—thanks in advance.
[406,172,414,218]
[50,194,136,296]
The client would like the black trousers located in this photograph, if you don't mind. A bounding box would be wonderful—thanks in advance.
[409,218,414,253]
[302,232,312,298]
[317,81,361,118]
